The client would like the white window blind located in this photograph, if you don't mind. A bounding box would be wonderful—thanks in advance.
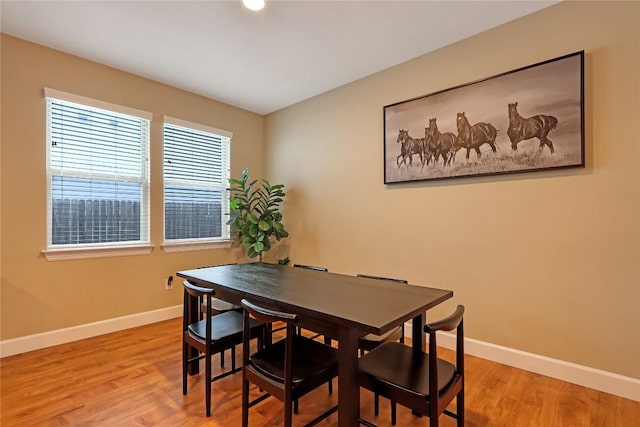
[45,89,151,249]
[163,117,231,243]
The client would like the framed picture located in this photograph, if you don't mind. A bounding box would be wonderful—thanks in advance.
[384,51,584,184]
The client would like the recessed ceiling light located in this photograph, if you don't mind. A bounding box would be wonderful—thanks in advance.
[243,0,265,11]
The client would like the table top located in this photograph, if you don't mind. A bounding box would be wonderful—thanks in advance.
[177,262,453,335]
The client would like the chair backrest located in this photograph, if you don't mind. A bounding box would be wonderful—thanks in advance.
[241,299,299,327]
[425,304,465,411]
[183,279,214,298]
[241,299,300,391]
[293,264,328,272]
[195,264,239,312]
[356,274,408,284]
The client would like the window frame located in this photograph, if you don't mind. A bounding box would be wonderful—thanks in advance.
[161,116,232,251]
[43,88,152,260]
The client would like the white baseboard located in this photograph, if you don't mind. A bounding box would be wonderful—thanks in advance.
[405,322,640,402]
[0,305,182,358]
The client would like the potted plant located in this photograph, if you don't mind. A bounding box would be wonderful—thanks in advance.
[227,168,289,261]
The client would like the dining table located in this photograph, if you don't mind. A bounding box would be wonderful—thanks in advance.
[176,262,453,427]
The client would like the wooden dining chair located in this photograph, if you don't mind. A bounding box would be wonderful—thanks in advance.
[292,264,328,339]
[356,274,408,419]
[291,263,334,403]
[196,263,242,314]
[183,278,237,370]
[356,274,408,353]
[358,305,465,427]
[240,299,339,427]
[182,280,267,417]
[195,264,242,369]
[292,263,328,272]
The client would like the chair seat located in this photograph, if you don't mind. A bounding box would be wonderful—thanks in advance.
[360,325,403,344]
[250,335,338,385]
[188,310,262,343]
[201,298,241,314]
[212,299,241,312]
[359,342,457,399]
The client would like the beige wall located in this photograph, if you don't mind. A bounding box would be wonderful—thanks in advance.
[1,1,638,379]
[0,35,264,340]
[265,1,639,378]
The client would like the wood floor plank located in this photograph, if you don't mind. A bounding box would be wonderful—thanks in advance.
[1,318,638,426]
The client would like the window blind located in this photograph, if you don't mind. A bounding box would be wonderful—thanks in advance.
[163,117,231,242]
[45,90,151,248]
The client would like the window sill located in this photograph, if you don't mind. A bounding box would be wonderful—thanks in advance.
[162,240,233,253]
[43,244,154,261]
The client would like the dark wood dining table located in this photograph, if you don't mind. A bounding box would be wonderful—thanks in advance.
[176,262,453,427]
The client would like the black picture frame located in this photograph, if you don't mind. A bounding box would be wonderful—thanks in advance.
[384,51,585,184]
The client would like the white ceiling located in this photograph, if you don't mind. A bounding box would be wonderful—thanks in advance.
[1,0,557,115]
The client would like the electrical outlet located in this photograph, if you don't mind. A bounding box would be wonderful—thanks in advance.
[165,275,173,290]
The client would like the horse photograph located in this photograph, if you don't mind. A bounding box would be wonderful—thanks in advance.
[384,51,584,184]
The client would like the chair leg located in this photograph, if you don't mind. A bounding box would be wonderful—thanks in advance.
[294,398,299,414]
[182,342,188,395]
[457,389,464,427]
[231,345,236,371]
[220,349,225,368]
[374,392,379,415]
[242,376,250,427]
[391,400,396,425]
[430,412,438,427]
[285,399,293,427]
[205,350,212,417]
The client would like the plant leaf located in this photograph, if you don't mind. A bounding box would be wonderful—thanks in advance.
[247,246,258,258]
[258,220,271,231]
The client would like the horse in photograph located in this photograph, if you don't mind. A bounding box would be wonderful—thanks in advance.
[455,112,498,161]
[425,118,456,167]
[422,127,437,166]
[507,102,558,154]
[396,129,424,167]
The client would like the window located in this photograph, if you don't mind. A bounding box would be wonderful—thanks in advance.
[45,89,151,250]
[163,117,231,245]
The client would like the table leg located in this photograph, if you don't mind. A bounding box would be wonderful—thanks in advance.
[337,327,360,427]
[266,322,273,346]
[412,312,425,352]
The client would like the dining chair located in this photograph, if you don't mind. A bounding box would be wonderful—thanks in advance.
[292,263,334,403]
[292,263,328,272]
[196,263,242,314]
[182,280,267,417]
[358,305,465,426]
[356,274,408,419]
[240,299,339,427]
[292,264,328,340]
[196,264,242,369]
[183,278,238,370]
[356,274,408,353]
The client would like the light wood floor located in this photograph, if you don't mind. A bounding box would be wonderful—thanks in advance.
[1,318,638,426]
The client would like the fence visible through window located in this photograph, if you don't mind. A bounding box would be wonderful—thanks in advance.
[51,199,222,244]
[164,202,223,240]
